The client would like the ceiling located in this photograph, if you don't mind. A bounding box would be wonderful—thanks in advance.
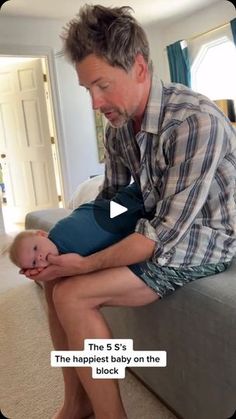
[0,0,221,25]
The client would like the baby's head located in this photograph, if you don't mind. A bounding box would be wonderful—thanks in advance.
[9,230,59,269]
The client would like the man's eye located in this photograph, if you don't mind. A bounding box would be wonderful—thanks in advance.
[33,245,37,251]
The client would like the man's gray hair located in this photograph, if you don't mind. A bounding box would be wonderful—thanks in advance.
[61,4,152,72]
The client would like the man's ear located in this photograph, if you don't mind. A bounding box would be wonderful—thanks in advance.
[36,230,48,238]
[134,53,149,82]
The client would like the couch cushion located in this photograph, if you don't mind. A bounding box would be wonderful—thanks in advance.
[25,208,71,232]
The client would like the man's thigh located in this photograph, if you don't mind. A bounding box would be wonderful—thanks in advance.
[54,267,160,308]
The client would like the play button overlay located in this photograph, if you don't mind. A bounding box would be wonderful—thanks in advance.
[91,184,143,235]
[110,201,127,218]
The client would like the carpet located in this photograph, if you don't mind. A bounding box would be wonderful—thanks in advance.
[0,280,176,419]
[0,283,63,419]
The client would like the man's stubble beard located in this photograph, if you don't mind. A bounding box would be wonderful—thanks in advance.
[104,109,132,129]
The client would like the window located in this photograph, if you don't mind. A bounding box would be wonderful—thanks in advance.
[189,26,236,101]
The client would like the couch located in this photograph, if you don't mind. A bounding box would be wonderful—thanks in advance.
[25,176,236,419]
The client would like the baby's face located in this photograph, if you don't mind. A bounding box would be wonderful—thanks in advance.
[18,234,59,269]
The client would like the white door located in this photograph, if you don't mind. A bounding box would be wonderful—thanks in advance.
[0,59,59,223]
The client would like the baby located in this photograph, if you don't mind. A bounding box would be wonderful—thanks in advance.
[9,182,150,270]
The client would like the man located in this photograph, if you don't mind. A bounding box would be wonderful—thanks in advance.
[23,5,236,419]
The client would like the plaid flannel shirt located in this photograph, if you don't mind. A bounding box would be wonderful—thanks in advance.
[101,76,236,267]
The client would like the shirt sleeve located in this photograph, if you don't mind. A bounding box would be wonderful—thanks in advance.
[135,112,228,258]
[99,124,131,199]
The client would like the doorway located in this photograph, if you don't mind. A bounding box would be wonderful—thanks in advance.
[0,55,63,233]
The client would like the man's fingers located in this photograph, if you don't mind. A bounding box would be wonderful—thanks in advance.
[23,268,42,277]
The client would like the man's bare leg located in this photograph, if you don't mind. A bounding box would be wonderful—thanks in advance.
[52,267,159,419]
[44,280,93,419]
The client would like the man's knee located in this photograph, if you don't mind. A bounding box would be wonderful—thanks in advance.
[44,278,61,306]
[52,278,76,307]
[52,276,105,313]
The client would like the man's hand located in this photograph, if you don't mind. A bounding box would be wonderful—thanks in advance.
[20,253,90,282]
[20,266,45,277]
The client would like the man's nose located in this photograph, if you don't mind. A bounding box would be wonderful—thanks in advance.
[91,92,105,110]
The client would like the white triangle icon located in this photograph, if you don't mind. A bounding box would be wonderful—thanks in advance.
[110,201,128,218]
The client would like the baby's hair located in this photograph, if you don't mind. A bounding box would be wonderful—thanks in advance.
[8,230,38,267]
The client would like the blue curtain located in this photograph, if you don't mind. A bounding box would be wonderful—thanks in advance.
[230,18,236,46]
[167,40,191,87]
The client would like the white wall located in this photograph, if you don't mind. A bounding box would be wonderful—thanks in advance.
[0,16,104,202]
[142,24,165,78]
[144,0,236,82]
[55,55,104,197]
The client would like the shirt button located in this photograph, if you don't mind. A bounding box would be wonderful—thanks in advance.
[158,257,168,266]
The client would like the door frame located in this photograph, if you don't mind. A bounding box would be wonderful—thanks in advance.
[0,44,69,206]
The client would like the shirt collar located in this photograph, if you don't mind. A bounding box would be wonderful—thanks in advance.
[141,75,164,135]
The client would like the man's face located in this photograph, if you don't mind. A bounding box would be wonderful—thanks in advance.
[76,54,147,128]
[17,233,59,269]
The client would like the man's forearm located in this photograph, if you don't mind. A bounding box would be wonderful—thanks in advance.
[26,233,156,281]
[86,232,156,272]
